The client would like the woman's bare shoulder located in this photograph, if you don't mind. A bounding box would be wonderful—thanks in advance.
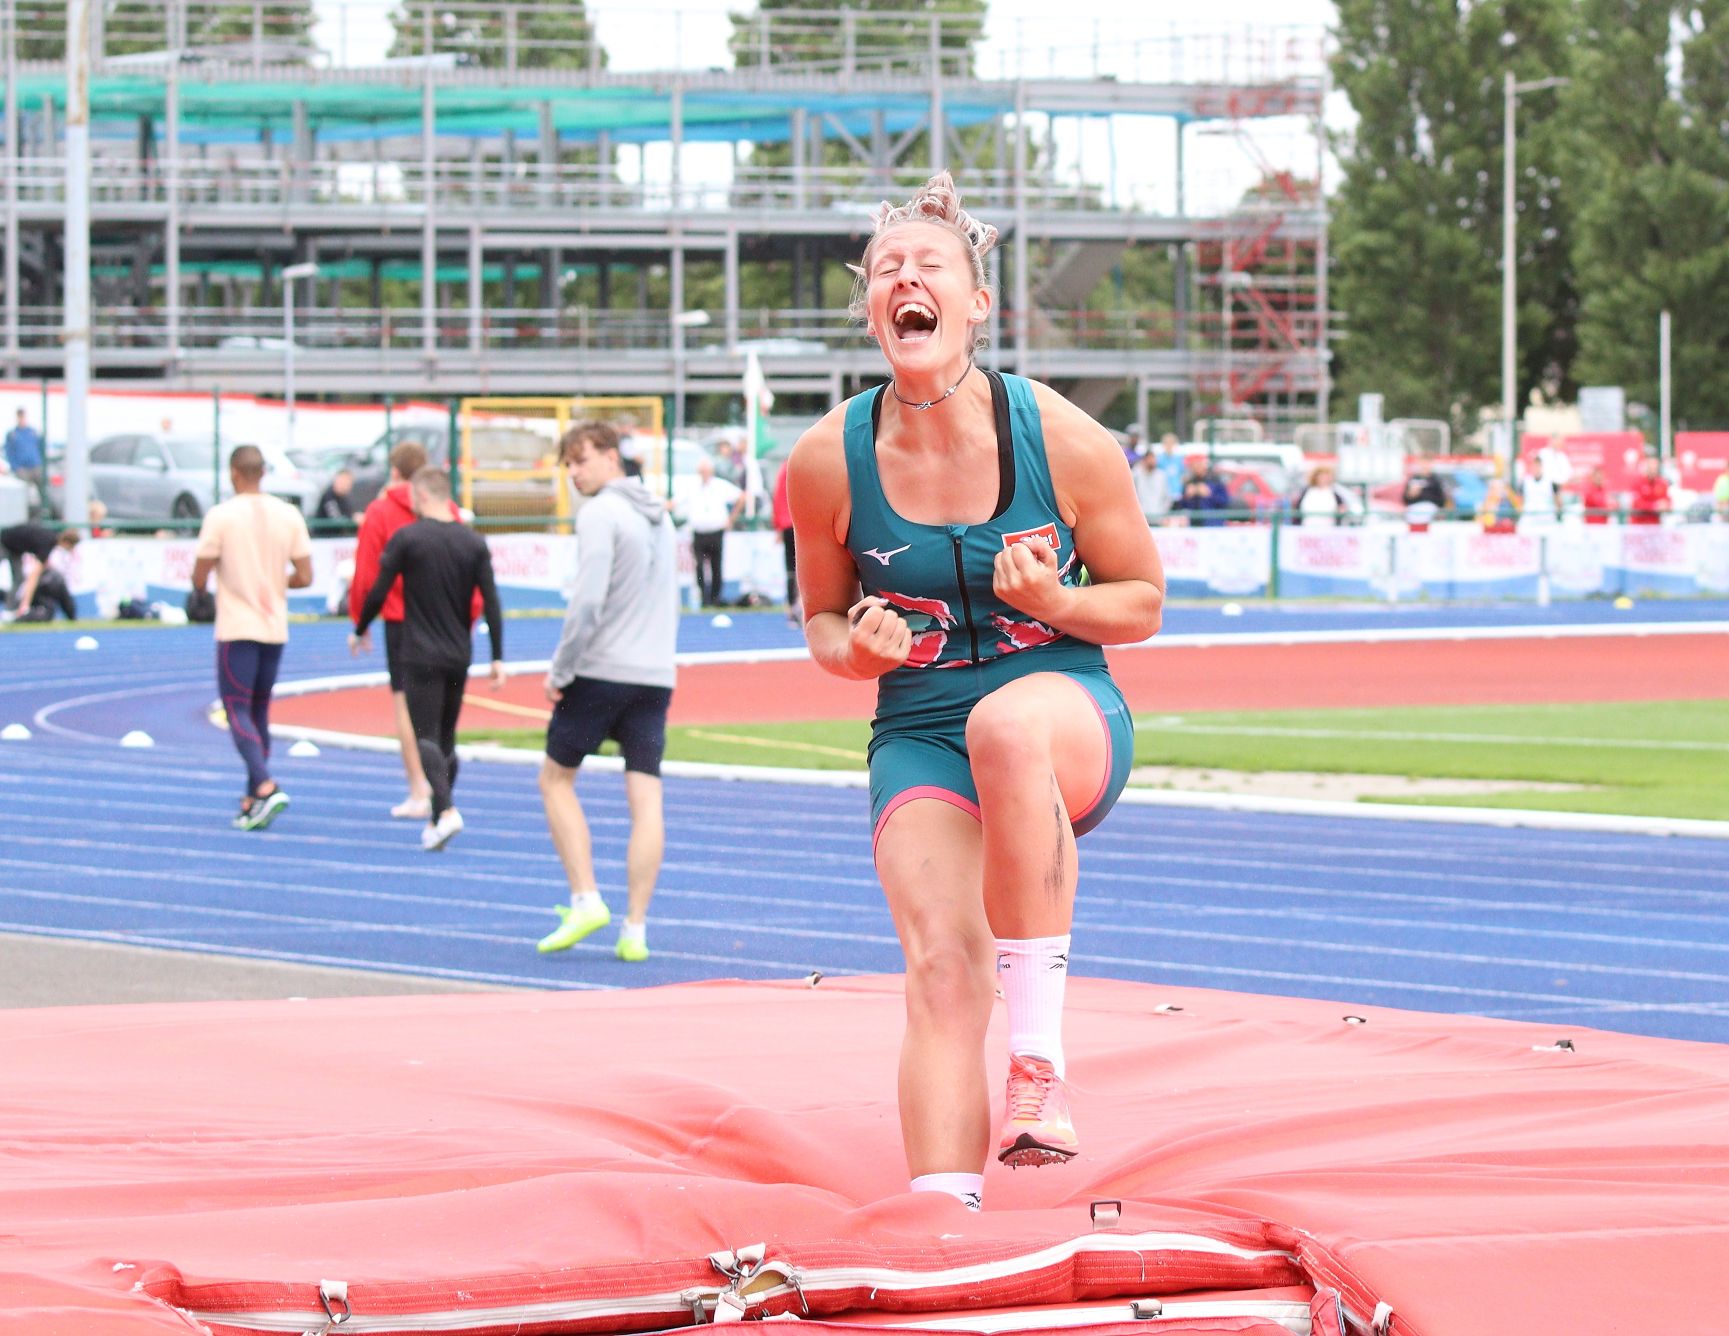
[792,400,848,461]
[1024,378,1125,466]
[788,401,853,512]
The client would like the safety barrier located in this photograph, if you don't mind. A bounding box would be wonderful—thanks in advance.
[36,520,1729,623]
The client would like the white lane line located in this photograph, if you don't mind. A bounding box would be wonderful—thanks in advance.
[0,887,855,977]
[6,791,1723,903]
[1078,869,1729,926]
[1114,620,1729,648]
[1150,721,1729,752]
[1103,900,1729,956]
[30,677,215,742]
[1087,919,1729,985]
[1,768,1721,893]
[1079,849,1729,899]
[3,742,1722,879]
[1077,950,1729,1017]
[1,880,1699,1012]
[0,923,571,990]
[12,838,1724,945]
[268,717,1729,842]
[1109,787,1729,841]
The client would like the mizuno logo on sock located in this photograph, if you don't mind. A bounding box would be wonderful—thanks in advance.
[1050,954,1069,971]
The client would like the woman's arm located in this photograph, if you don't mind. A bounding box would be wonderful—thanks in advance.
[995,383,1164,647]
[788,410,910,679]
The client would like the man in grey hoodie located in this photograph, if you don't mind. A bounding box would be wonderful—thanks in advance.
[536,422,680,963]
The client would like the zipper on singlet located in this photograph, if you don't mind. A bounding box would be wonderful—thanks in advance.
[949,528,980,663]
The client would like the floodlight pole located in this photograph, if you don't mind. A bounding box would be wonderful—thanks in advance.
[1659,309,1671,461]
[1501,72,1568,471]
[63,0,91,530]
[281,261,320,454]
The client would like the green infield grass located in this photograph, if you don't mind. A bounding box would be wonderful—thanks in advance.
[461,698,1729,822]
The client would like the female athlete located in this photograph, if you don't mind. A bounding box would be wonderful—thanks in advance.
[787,173,1165,1208]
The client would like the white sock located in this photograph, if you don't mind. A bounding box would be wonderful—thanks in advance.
[619,919,646,944]
[572,890,606,914]
[910,1172,983,1211]
[996,934,1071,1079]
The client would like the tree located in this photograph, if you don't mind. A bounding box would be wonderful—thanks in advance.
[1328,0,1579,432]
[1567,0,1729,427]
[386,2,604,71]
[15,2,316,60]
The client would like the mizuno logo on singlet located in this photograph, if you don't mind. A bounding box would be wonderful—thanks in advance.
[861,544,912,566]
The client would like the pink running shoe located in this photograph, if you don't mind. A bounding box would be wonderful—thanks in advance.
[997,1053,1078,1167]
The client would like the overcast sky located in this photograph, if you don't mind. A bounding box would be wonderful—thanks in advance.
[310,0,1343,214]
[314,1,1338,70]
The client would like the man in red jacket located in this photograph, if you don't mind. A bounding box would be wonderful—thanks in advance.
[1629,456,1671,526]
[351,440,477,819]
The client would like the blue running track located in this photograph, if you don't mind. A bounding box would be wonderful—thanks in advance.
[1,603,1726,1043]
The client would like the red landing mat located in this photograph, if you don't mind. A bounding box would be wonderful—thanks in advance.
[5,976,1727,1334]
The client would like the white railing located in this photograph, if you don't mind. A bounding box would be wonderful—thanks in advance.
[8,1,1324,86]
[6,155,1118,216]
[8,304,1333,360]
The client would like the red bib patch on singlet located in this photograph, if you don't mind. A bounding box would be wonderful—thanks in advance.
[1002,522,1061,553]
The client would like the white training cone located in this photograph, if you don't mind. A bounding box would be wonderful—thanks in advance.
[710,613,733,629]
[1221,602,1244,617]
[1,722,30,741]
[119,730,155,748]
[288,739,321,758]
[74,635,99,650]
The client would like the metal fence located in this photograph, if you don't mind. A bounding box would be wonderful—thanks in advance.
[16,2,1324,86]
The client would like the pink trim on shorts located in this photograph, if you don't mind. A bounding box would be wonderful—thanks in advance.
[1066,689,1114,830]
[872,785,982,860]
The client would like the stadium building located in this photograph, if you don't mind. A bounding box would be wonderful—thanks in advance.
[2,1,1329,438]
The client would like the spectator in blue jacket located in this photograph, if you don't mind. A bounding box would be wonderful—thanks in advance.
[1172,455,1230,526]
[4,409,44,515]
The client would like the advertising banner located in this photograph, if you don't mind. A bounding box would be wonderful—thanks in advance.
[1276,527,1375,598]
[1154,525,1270,598]
[46,522,1729,619]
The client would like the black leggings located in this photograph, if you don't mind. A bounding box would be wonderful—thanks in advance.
[217,639,284,796]
[402,662,467,818]
[691,529,724,606]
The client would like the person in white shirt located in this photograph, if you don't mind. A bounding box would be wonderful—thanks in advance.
[678,456,745,606]
[1519,455,1559,527]
[1296,465,1350,527]
[1131,449,1171,521]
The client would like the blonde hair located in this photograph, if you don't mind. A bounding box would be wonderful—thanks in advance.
[847,171,999,327]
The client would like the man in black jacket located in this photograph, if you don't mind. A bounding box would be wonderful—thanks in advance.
[2,523,79,621]
[350,467,506,851]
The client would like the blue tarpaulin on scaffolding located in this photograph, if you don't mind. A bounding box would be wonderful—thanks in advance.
[3,75,1023,146]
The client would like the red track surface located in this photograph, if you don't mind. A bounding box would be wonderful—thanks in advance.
[273,634,1729,737]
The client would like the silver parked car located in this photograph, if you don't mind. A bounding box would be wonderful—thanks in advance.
[50,434,317,522]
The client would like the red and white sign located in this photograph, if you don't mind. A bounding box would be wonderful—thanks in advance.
[1001,522,1061,553]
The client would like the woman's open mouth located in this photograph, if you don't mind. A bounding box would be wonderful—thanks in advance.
[891,300,938,344]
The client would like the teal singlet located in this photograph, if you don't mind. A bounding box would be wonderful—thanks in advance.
[842,371,1134,844]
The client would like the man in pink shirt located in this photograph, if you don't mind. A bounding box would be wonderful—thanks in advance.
[191,445,314,830]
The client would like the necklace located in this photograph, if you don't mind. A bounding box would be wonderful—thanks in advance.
[891,363,972,412]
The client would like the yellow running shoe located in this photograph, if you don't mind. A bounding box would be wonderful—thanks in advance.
[536,900,610,953]
[997,1053,1078,1167]
[614,930,649,963]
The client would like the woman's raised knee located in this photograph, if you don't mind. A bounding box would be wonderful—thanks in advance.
[965,695,1050,771]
